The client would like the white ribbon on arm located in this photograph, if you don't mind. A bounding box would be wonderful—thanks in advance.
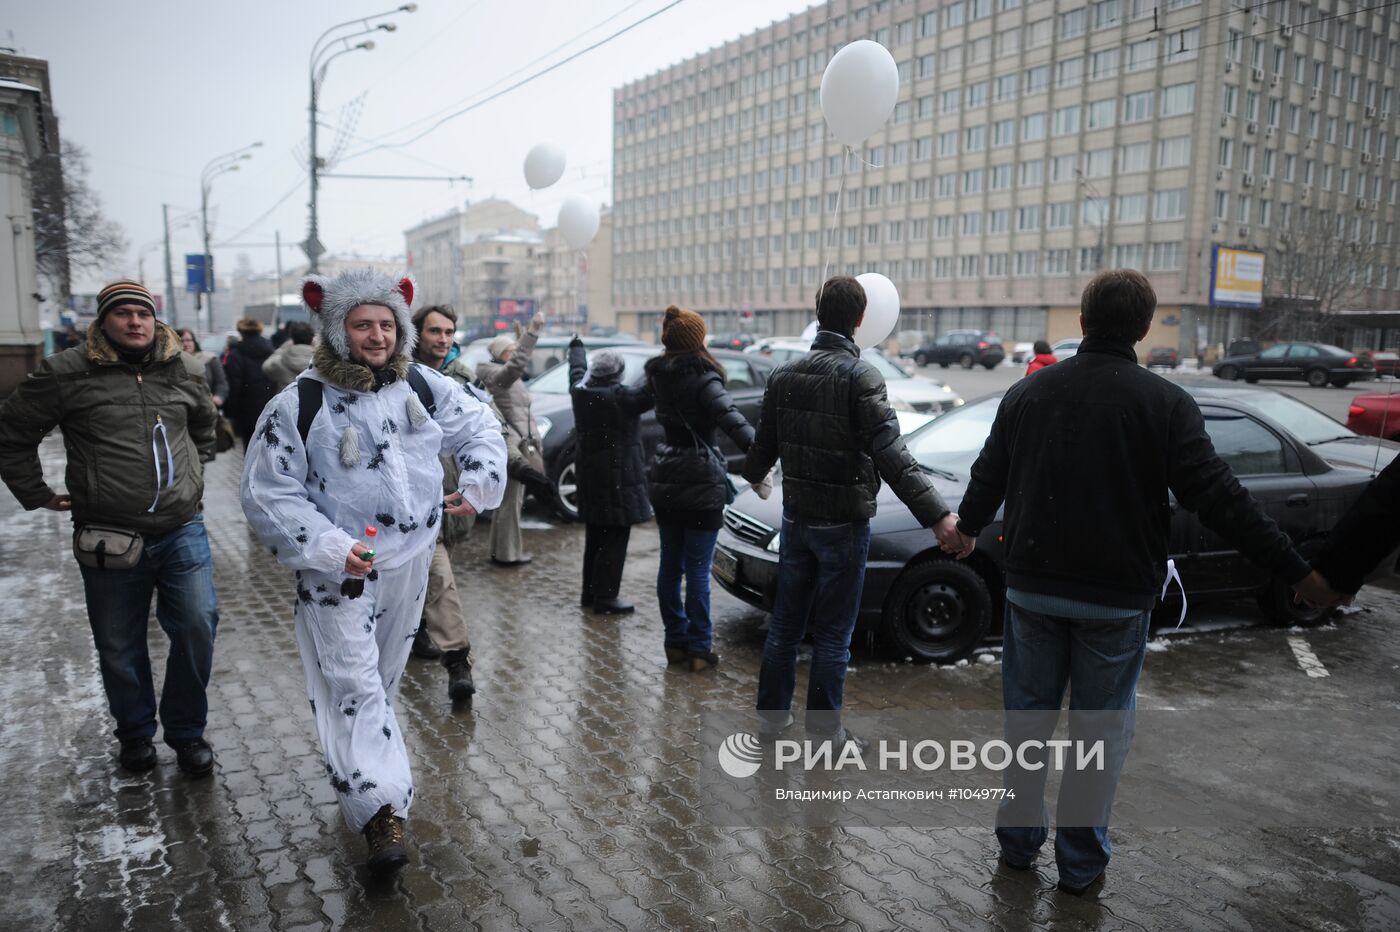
[146,416,176,513]
[1160,557,1188,628]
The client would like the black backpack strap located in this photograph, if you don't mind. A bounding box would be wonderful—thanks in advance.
[406,363,437,417]
[297,379,323,445]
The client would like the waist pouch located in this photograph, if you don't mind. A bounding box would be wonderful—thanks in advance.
[73,524,145,571]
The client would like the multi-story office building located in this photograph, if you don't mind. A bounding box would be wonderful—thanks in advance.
[611,0,1400,353]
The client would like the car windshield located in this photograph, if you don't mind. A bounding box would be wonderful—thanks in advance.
[904,396,1001,475]
[528,350,653,394]
[861,350,908,380]
[1234,392,1356,444]
[1317,344,1353,357]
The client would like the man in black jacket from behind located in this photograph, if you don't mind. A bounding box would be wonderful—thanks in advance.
[947,269,1340,895]
[743,276,960,744]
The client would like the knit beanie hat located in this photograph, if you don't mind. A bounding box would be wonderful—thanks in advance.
[661,304,706,353]
[488,334,517,361]
[96,280,157,321]
[586,349,625,383]
[301,268,416,361]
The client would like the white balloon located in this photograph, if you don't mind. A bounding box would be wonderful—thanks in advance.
[557,195,600,250]
[853,273,900,350]
[819,40,900,148]
[523,143,566,190]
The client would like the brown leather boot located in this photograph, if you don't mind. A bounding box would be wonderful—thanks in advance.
[363,804,408,877]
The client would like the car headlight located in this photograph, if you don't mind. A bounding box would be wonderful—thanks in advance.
[766,532,781,553]
[535,415,552,439]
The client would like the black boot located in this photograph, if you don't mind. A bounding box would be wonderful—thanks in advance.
[167,737,214,776]
[443,649,475,703]
[592,597,635,615]
[411,622,442,660]
[119,736,157,772]
[363,804,409,877]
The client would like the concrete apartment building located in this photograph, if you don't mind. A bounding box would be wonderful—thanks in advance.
[610,0,1400,353]
[405,198,542,328]
[405,198,616,332]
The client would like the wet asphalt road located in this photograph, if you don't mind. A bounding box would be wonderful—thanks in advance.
[1,416,1398,930]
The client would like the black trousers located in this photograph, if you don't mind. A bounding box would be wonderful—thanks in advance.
[582,524,632,601]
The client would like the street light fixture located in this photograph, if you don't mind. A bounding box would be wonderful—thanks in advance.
[199,142,262,331]
[306,6,414,272]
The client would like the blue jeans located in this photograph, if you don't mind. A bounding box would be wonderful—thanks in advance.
[756,512,871,736]
[656,524,719,654]
[995,601,1150,887]
[78,516,219,742]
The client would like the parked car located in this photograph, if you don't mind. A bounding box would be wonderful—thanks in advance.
[1147,346,1181,369]
[910,330,1006,369]
[707,332,756,351]
[713,384,1398,664]
[745,339,964,414]
[1049,337,1082,360]
[895,330,930,358]
[1362,350,1399,378]
[744,335,806,356]
[1213,341,1377,388]
[1010,342,1035,364]
[457,334,641,381]
[1347,390,1400,441]
[527,346,775,520]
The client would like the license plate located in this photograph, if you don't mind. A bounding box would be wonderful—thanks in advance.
[713,547,738,584]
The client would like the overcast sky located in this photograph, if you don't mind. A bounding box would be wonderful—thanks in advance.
[5,0,817,290]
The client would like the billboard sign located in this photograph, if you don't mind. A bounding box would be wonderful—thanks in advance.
[185,254,212,294]
[1210,245,1264,308]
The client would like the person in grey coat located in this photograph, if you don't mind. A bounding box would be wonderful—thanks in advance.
[568,338,654,614]
[476,312,545,566]
[261,321,316,390]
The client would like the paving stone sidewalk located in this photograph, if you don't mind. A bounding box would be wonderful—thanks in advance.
[1,438,1397,930]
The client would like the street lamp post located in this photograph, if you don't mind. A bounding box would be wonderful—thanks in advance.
[307,5,415,273]
[200,142,262,332]
[1075,169,1107,272]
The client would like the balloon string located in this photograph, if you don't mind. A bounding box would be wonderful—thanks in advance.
[847,147,882,170]
[819,146,851,307]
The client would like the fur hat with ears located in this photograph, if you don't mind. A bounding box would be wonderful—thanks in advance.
[301,267,417,362]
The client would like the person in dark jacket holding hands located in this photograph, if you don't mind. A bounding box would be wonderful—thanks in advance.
[1311,455,1400,600]
[645,305,754,671]
[743,276,961,747]
[945,269,1340,896]
[568,338,655,615]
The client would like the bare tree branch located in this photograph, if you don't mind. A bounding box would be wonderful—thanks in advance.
[1266,199,1387,341]
[30,140,128,299]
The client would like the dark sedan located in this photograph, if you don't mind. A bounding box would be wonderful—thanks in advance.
[713,385,1398,664]
[1213,342,1375,388]
[528,346,775,520]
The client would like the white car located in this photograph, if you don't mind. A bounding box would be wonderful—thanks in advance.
[750,339,964,415]
[1049,337,1082,360]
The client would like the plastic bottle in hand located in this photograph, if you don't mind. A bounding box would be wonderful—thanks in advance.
[341,526,377,599]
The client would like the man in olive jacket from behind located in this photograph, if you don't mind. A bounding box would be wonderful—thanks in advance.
[743,276,961,744]
[0,281,220,777]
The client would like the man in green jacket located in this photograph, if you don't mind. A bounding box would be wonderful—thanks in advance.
[0,280,220,776]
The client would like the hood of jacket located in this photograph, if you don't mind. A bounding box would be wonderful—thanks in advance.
[310,341,411,393]
[85,319,183,366]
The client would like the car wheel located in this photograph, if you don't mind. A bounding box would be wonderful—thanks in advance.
[1217,364,1238,381]
[1256,573,1333,628]
[959,353,975,369]
[551,452,580,522]
[914,352,928,367]
[1329,377,1351,388]
[881,558,992,663]
[1306,368,1328,388]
